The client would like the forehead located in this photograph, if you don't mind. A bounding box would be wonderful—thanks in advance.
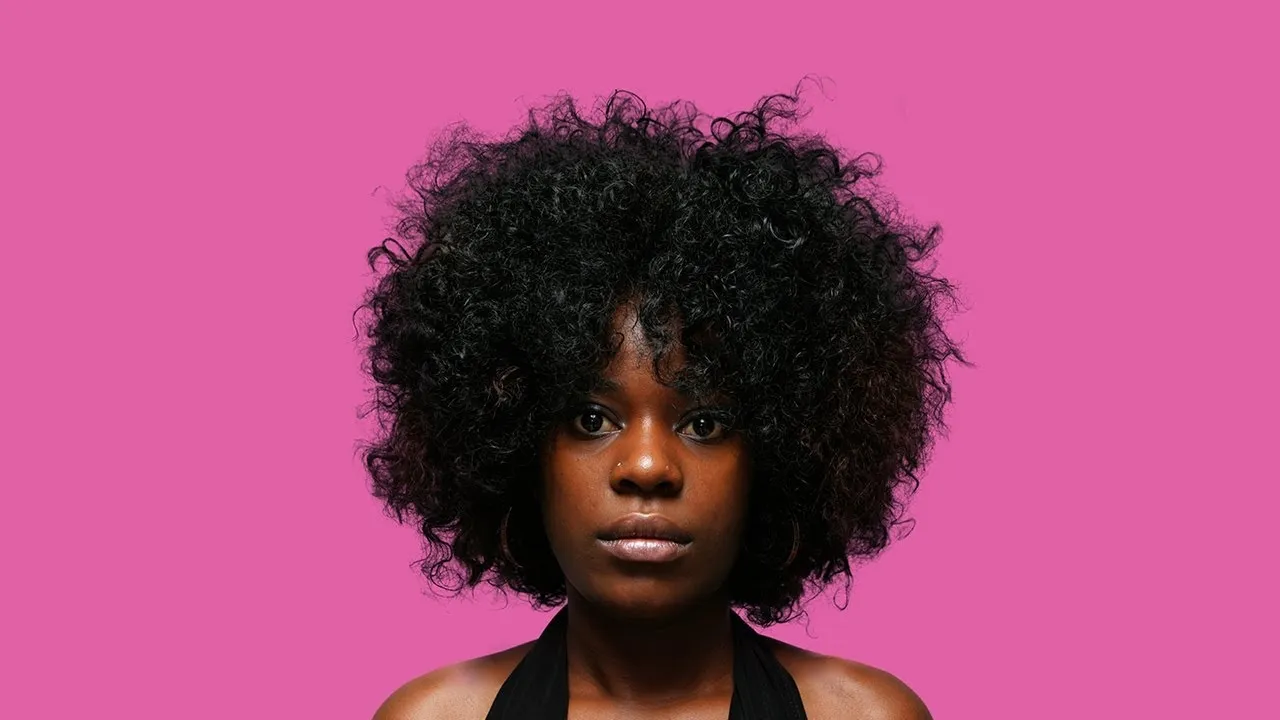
[585,302,739,411]
[591,302,686,389]
[601,304,686,373]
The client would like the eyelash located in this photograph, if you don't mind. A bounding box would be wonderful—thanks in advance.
[569,406,618,436]
[567,405,733,441]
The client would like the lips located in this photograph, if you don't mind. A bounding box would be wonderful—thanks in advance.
[598,513,693,543]
[597,514,693,563]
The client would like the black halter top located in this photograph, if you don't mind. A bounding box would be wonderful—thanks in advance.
[484,608,808,719]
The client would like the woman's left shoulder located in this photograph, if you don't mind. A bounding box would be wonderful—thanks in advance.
[765,638,933,720]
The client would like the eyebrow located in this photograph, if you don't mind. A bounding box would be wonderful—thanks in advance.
[585,377,734,408]
[587,377,623,395]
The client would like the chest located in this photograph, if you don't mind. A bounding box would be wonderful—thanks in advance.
[566,693,733,720]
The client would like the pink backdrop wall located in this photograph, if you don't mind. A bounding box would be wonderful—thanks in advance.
[2,1,1276,717]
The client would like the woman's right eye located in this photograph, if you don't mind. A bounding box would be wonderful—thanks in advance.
[571,409,618,436]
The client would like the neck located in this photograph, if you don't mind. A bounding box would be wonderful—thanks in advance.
[563,589,736,704]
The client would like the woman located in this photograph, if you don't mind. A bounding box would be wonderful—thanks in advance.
[360,88,963,719]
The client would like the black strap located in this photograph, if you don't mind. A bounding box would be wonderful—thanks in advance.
[485,608,807,719]
[485,610,569,717]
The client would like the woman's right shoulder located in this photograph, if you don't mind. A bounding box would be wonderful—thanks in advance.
[372,641,535,720]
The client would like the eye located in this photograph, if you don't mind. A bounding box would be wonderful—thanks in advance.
[570,408,620,436]
[678,413,728,441]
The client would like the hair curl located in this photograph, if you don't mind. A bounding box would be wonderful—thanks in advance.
[357,87,966,625]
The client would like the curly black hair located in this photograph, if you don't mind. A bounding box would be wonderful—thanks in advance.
[357,88,965,625]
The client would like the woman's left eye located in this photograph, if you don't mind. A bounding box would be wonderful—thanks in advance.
[679,414,727,440]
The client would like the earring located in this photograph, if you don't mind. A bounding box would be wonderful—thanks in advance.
[780,517,800,570]
[499,508,522,569]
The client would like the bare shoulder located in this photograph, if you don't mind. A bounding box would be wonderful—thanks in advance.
[765,638,933,720]
[371,641,533,720]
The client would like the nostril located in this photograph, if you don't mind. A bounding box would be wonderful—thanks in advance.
[614,475,682,497]
[609,448,683,494]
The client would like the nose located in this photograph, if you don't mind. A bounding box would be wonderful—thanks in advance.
[609,418,684,497]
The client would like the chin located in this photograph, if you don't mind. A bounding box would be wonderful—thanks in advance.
[575,576,720,620]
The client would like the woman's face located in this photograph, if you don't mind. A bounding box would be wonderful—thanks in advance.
[540,307,750,619]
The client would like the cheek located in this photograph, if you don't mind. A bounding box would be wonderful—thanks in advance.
[689,463,751,547]
[539,454,601,544]
[705,451,751,522]
[723,494,751,548]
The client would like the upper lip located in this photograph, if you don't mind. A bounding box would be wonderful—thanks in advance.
[598,514,693,543]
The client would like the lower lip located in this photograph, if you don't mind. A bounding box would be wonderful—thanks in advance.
[598,538,691,562]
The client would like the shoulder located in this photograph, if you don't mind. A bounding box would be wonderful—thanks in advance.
[766,638,933,720]
[371,642,533,720]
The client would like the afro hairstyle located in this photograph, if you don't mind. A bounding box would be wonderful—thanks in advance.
[357,87,965,625]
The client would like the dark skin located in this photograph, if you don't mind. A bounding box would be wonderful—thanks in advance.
[374,307,933,720]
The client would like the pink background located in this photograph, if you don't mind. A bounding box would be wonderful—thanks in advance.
[2,1,1276,717]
